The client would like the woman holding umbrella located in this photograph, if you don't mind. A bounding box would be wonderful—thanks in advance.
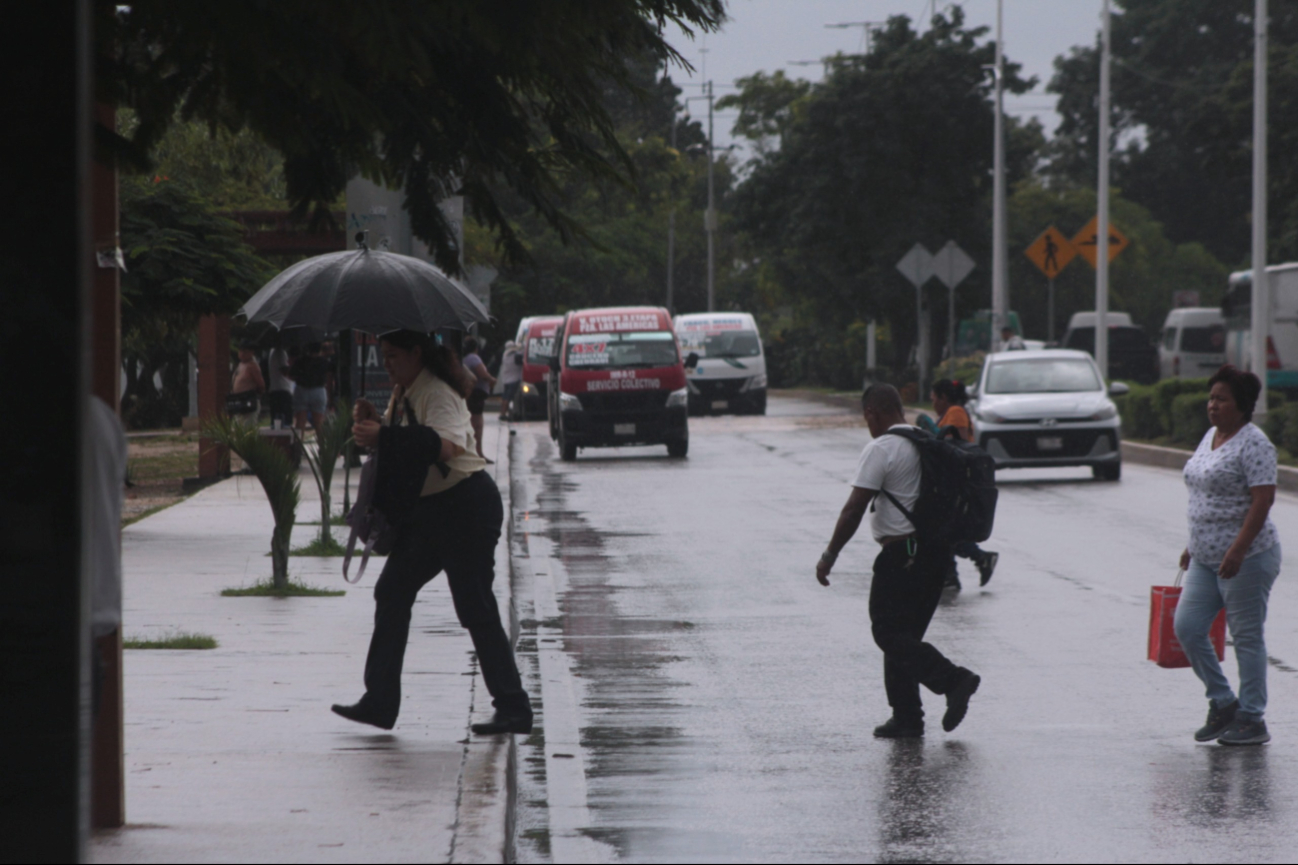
[332,330,532,735]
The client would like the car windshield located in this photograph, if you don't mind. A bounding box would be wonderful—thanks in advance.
[566,332,678,369]
[526,335,554,362]
[701,331,762,358]
[1181,325,1225,353]
[985,359,1102,394]
[1066,326,1148,352]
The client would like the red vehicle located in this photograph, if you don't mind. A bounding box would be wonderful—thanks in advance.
[514,315,563,420]
[547,306,694,460]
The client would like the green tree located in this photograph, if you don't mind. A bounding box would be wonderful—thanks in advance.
[727,10,1040,383]
[1009,181,1228,340]
[1045,0,1298,265]
[97,0,725,274]
[120,177,272,428]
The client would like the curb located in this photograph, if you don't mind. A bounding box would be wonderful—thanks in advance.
[1122,440,1298,493]
[450,420,517,864]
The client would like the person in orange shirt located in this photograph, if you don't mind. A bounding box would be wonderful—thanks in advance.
[929,379,999,590]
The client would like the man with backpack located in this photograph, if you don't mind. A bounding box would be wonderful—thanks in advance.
[815,384,986,739]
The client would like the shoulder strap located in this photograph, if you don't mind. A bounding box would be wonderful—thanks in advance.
[876,427,921,526]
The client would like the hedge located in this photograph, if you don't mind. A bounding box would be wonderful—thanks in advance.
[1153,378,1211,435]
[1170,392,1212,446]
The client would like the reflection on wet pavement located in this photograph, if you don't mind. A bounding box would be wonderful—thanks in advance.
[509,396,1298,863]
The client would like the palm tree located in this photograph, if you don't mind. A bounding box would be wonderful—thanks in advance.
[203,414,300,589]
[299,400,352,549]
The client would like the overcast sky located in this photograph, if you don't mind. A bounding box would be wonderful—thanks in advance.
[666,0,1106,150]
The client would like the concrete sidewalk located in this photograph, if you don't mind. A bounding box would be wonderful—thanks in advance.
[92,419,517,864]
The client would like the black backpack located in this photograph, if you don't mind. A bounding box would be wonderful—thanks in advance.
[878,427,998,547]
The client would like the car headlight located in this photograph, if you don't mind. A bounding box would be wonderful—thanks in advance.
[521,383,532,394]
[558,392,582,411]
[741,373,768,392]
[1088,404,1118,421]
[977,408,1008,424]
[666,387,689,408]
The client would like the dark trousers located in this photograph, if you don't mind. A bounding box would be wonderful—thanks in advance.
[869,540,962,721]
[361,471,531,720]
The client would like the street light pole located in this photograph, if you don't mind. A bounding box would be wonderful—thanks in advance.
[1252,0,1270,419]
[991,0,1008,351]
[705,79,716,312]
[1096,0,1112,382]
[667,108,677,313]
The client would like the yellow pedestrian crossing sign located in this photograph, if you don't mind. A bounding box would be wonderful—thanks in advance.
[1025,226,1077,278]
[1072,216,1129,268]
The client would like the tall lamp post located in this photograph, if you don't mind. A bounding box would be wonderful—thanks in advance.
[1252,0,1269,420]
[990,0,1008,351]
[1096,0,1112,381]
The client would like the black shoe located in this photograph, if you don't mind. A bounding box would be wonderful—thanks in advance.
[331,701,396,730]
[873,715,924,738]
[944,570,962,591]
[1194,699,1238,743]
[471,712,533,735]
[1218,716,1271,746]
[942,668,981,732]
[977,552,999,587]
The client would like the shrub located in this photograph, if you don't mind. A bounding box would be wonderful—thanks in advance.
[1282,403,1298,456]
[1120,386,1162,439]
[1264,402,1288,446]
[1170,393,1212,446]
[1153,378,1211,434]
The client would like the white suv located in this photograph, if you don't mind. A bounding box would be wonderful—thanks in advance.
[970,349,1128,481]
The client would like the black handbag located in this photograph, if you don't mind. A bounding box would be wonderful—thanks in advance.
[225,390,259,414]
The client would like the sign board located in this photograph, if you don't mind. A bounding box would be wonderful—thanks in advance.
[896,243,934,288]
[1173,290,1201,309]
[1025,226,1077,278]
[931,241,975,289]
[1072,216,1129,268]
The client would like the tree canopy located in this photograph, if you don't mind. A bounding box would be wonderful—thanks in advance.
[1046,0,1298,265]
[97,0,726,274]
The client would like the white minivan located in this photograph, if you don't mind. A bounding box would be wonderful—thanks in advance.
[673,312,768,415]
[1159,307,1225,380]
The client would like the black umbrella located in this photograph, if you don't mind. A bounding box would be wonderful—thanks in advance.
[238,236,490,336]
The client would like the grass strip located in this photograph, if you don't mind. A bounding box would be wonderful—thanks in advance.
[124,632,218,650]
[289,535,349,556]
[300,513,349,527]
[221,577,345,597]
[122,499,185,527]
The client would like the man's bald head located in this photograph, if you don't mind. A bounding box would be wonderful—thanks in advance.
[862,383,903,415]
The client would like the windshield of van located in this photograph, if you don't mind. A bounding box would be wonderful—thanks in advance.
[1065,326,1148,352]
[985,359,1102,394]
[1181,325,1225,353]
[701,331,761,358]
[526,336,554,362]
[566,332,678,369]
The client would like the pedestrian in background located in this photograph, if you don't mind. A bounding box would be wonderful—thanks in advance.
[816,383,981,739]
[499,340,523,421]
[1000,326,1026,351]
[1174,365,1281,746]
[288,342,331,435]
[229,342,266,422]
[334,330,532,735]
[462,337,496,461]
[267,345,295,429]
[928,379,998,590]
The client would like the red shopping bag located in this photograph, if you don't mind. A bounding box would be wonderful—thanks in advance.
[1148,569,1227,669]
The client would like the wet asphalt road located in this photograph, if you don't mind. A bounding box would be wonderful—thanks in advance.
[506,394,1298,863]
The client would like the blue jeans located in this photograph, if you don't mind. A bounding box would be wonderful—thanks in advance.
[1173,543,1282,720]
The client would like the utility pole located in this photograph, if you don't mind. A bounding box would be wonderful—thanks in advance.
[991,0,1008,351]
[705,79,716,312]
[1252,0,1270,419]
[1096,0,1112,381]
[667,109,677,313]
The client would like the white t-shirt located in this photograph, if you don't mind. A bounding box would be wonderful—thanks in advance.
[268,348,295,392]
[851,424,922,541]
[1184,423,1278,565]
[500,348,524,385]
[384,369,487,495]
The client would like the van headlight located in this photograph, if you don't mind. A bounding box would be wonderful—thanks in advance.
[666,387,689,408]
[1088,404,1118,421]
[558,392,582,411]
[741,373,768,392]
[521,383,532,394]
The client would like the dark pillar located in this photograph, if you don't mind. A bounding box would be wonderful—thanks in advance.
[90,101,125,830]
[197,315,232,478]
[0,0,92,861]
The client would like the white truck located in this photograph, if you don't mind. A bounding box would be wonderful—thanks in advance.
[1222,262,1298,392]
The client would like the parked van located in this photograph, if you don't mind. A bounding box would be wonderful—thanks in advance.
[1061,311,1159,383]
[673,312,767,415]
[547,306,692,460]
[515,315,563,420]
[1223,263,1298,391]
[1159,307,1225,380]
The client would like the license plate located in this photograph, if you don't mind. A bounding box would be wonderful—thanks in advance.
[1037,436,1064,451]
[614,423,635,436]
[712,400,729,410]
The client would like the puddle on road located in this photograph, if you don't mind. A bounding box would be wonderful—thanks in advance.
[514,433,696,863]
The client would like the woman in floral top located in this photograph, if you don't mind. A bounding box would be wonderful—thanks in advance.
[1174,365,1280,746]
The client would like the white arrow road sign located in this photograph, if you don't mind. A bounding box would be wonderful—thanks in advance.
[931,240,975,289]
[896,243,934,288]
